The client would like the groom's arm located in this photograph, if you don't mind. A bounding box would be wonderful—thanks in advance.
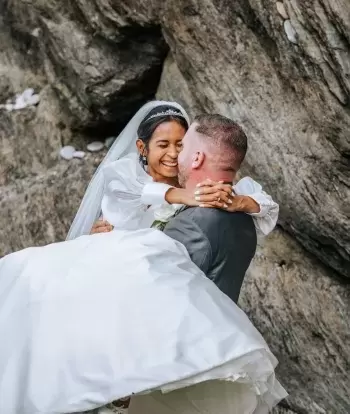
[163,210,212,274]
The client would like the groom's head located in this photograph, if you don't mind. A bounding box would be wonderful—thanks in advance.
[177,114,248,188]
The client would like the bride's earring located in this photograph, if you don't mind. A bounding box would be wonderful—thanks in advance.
[142,153,148,166]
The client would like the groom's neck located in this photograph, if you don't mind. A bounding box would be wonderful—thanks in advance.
[185,169,235,191]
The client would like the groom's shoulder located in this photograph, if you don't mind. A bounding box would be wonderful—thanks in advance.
[168,207,256,247]
[177,206,255,231]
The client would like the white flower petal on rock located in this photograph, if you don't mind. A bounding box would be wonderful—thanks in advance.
[28,94,40,106]
[87,141,104,152]
[8,89,39,110]
[60,146,76,160]
[31,28,40,37]
[21,88,35,102]
[73,151,86,159]
[276,2,289,20]
[284,20,298,44]
[105,137,115,148]
[13,96,27,110]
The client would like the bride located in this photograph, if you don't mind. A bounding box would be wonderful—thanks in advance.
[0,101,286,414]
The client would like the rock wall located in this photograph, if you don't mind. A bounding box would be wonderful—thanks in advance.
[157,52,350,414]
[157,0,350,279]
[0,0,167,248]
[241,230,349,414]
[1,1,349,413]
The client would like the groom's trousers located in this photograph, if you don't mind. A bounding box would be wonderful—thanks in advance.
[129,380,260,414]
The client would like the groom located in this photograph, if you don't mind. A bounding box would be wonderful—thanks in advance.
[163,114,256,303]
[95,114,257,304]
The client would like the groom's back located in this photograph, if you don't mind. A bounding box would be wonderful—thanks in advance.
[164,208,257,303]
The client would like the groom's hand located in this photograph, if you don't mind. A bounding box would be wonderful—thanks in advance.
[90,220,114,234]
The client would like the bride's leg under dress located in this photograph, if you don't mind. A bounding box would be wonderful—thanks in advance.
[129,381,260,414]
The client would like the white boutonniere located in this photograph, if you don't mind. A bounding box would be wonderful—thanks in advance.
[151,204,179,231]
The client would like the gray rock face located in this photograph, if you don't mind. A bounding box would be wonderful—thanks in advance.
[0,158,103,256]
[0,0,167,249]
[155,0,350,279]
[1,0,167,134]
[1,1,350,413]
[240,230,350,414]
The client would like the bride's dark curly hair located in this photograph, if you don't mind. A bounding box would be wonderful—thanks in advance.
[137,105,189,165]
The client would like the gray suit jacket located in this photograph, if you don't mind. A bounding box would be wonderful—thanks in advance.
[164,207,257,303]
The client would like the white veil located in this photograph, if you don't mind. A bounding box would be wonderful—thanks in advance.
[67,100,190,240]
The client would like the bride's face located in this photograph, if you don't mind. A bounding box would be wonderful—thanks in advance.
[141,121,186,182]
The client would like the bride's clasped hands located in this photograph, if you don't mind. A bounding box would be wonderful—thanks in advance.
[174,178,260,213]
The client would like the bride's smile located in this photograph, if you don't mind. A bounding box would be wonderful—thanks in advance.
[161,159,178,169]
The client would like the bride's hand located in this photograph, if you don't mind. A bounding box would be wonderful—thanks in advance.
[194,179,233,208]
[165,181,232,208]
[196,179,260,213]
[90,220,114,234]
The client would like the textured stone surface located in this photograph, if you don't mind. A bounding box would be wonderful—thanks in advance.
[0,89,72,186]
[1,0,167,134]
[240,230,350,414]
[155,0,350,278]
[272,407,298,414]
[0,156,105,257]
[0,0,166,247]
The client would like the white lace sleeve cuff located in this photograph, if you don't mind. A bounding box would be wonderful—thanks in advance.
[141,182,174,205]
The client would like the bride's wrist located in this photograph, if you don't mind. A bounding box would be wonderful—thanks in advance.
[165,188,183,204]
[235,195,260,214]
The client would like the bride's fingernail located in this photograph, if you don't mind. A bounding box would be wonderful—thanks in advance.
[228,199,233,204]
[231,192,235,196]
[194,190,200,195]
[196,183,201,188]
[223,204,228,208]
[195,196,201,201]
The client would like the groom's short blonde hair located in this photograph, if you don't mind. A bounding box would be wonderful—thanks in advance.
[194,114,248,168]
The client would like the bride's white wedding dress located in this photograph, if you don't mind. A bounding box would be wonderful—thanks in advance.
[0,227,286,414]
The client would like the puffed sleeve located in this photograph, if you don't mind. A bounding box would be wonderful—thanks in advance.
[101,154,151,230]
[141,182,174,206]
[234,176,279,236]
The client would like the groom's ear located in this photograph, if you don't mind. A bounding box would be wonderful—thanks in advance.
[191,151,205,169]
